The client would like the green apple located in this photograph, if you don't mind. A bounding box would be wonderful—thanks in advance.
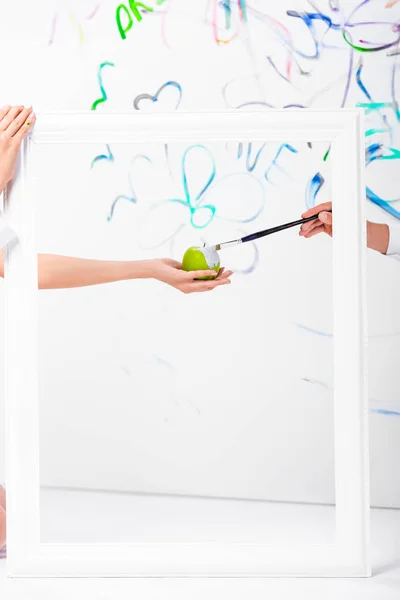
[182,246,220,280]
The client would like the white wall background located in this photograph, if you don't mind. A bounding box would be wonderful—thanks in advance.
[0,0,400,507]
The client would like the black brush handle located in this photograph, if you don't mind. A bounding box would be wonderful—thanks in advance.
[241,212,326,244]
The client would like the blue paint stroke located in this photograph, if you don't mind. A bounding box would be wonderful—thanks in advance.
[164,143,174,179]
[302,377,330,389]
[286,10,339,60]
[306,172,325,209]
[371,408,400,417]
[152,355,175,371]
[91,144,114,169]
[357,102,400,118]
[295,323,332,337]
[365,128,387,137]
[365,142,383,164]
[355,61,372,100]
[139,145,216,234]
[341,46,354,108]
[91,61,115,111]
[238,0,248,22]
[108,194,137,221]
[164,146,265,228]
[108,155,151,221]
[264,143,298,182]
[391,49,400,123]
[175,145,216,229]
[365,143,400,218]
[232,233,259,275]
[220,0,232,29]
[133,81,182,110]
[236,142,266,172]
[246,143,266,172]
[236,101,275,109]
[266,55,292,84]
[356,60,392,137]
[366,187,400,219]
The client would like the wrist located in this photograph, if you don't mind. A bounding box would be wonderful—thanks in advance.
[126,259,160,280]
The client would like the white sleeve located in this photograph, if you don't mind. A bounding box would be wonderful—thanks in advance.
[386,224,400,259]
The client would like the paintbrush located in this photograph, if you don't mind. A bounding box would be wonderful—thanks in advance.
[211,211,331,251]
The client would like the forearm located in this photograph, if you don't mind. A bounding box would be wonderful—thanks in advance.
[37,255,156,289]
[367,221,389,254]
[0,251,157,288]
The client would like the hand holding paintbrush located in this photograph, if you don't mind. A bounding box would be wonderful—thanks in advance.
[299,202,333,239]
[210,208,332,252]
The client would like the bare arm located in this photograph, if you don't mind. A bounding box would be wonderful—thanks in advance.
[0,251,232,294]
[366,221,389,254]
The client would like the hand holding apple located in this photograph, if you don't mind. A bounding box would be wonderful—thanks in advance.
[182,246,221,280]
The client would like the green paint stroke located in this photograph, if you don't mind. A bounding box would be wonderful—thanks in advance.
[365,128,388,137]
[91,62,115,111]
[357,101,400,121]
[381,147,400,160]
[323,147,330,162]
[116,4,133,39]
[129,0,153,22]
[116,1,154,39]
[342,30,373,52]
[342,30,396,53]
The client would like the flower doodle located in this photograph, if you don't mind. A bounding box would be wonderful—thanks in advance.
[109,144,266,273]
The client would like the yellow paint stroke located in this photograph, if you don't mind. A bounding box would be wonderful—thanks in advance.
[68,11,85,44]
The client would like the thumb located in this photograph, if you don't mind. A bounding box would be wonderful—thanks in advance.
[319,211,332,225]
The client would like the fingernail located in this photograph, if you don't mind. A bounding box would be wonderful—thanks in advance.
[320,212,328,223]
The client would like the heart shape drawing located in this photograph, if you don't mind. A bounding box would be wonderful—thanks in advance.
[133,81,182,111]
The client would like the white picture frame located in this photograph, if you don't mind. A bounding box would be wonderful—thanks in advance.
[5,110,369,578]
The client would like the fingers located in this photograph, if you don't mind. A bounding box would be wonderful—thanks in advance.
[318,211,332,226]
[0,105,11,122]
[301,202,332,219]
[7,107,35,138]
[300,211,332,237]
[302,224,326,239]
[165,259,182,269]
[187,269,218,280]
[217,269,233,280]
[191,277,231,293]
[0,106,24,132]
[299,219,321,236]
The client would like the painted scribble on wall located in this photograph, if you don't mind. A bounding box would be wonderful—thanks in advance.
[83,1,400,225]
